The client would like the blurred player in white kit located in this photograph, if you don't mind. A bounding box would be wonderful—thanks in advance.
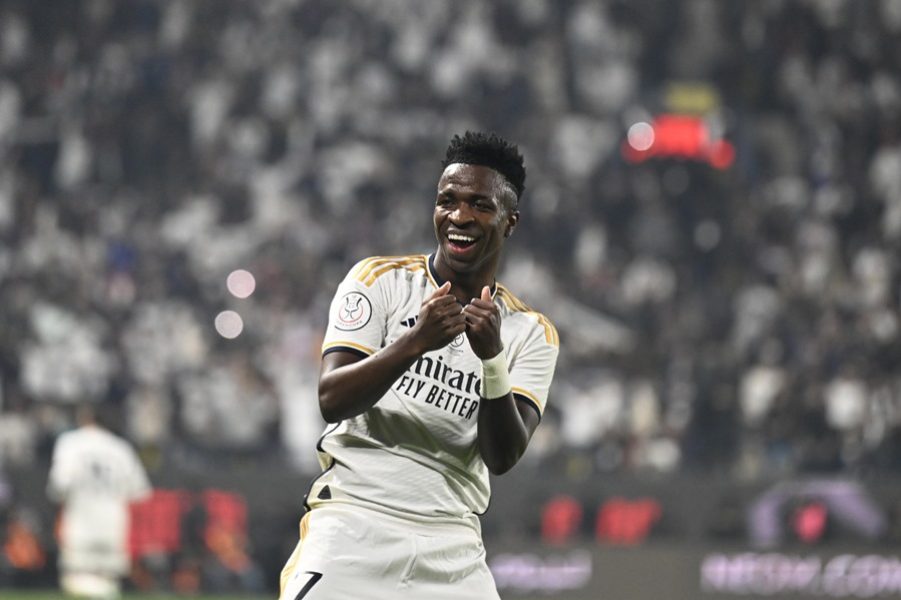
[47,403,151,599]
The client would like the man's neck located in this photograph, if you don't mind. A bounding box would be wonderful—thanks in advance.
[430,252,495,304]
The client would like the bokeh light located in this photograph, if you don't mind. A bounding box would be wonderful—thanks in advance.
[227,269,256,299]
[627,122,655,152]
[214,310,244,339]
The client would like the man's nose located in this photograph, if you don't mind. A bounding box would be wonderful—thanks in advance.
[450,203,474,223]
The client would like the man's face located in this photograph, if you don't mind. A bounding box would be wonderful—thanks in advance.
[433,163,519,275]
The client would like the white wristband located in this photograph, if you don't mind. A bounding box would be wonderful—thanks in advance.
[480,350,511,399]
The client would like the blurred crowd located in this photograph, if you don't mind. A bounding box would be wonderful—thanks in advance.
[1,0,901,490]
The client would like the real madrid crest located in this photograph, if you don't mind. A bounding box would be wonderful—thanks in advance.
[449,332,466,353]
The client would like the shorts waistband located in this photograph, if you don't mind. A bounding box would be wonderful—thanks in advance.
[307,500,482,537]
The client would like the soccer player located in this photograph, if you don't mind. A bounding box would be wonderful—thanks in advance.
[47,403,151,599]
[279,131,559,599]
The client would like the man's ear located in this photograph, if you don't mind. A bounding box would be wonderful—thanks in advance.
[505,210,520,238]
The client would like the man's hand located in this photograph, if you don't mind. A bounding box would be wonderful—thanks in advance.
[411,281,466,354]
[464,286,503,359]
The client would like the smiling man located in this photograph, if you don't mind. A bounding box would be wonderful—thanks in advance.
[279,132,559,600]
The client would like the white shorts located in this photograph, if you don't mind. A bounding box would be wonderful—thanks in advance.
[279,504,500,600]
[59,536,129,577]
[61,573,121,599]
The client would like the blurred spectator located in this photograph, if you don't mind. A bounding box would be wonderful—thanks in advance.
[0,505,48,589]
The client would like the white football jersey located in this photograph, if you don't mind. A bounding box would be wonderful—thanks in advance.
[47,424,151,574]
[307,254,558,520]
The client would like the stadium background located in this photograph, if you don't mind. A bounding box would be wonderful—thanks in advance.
[2,0,901,598]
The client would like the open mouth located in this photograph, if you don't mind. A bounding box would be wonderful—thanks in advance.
[447,233,478,253]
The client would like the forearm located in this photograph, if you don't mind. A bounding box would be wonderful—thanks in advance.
[477,393,531,475]
[472,345,533,474]
[318,333,423,423]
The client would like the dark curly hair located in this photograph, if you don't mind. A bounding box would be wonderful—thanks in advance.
[442,131,526,203]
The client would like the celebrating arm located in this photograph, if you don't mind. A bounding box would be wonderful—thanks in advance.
[319,282,466,423]
[465,287,541,475]
[476,387,540,475]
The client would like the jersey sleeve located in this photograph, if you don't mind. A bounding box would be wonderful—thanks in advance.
[508,318,559,417]
[321,258,391,358]
[46,434,74,501]
[124,444,152,501]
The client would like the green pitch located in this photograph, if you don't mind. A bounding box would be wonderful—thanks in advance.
[0,593,271,600]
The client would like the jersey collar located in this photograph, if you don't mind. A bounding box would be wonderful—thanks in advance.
[427,253,498,300]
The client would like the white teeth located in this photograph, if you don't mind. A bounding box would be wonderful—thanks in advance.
[448,234,475,243]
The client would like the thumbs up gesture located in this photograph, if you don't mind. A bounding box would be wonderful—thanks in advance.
[411,281,467,353]
[463,286,503,359]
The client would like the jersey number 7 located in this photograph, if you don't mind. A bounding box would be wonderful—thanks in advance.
[293,571,323,600]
